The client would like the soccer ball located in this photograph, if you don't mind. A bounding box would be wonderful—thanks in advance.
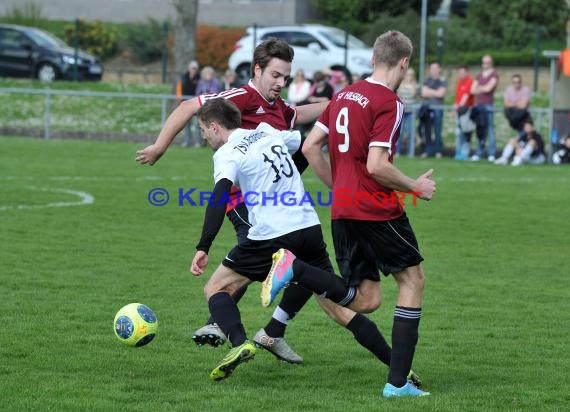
[113,303,158,347]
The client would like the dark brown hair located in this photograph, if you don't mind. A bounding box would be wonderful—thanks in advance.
[196,98,242,130]
[251,38,294,75]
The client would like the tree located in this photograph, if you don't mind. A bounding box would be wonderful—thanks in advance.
[312,0,443,19]
[171,0,199,76]
[312,0,443,35]
[467,0,567,48]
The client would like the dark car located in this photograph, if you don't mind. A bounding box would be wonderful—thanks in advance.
[0,24,103,82]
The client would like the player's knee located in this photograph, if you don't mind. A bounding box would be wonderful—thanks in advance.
[351,295,381,314]
[204,278,221,300]
[362,297,382,313]
[403,269,426,294]
[204,277,226,299]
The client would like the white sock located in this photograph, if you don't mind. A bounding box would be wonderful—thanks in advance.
[501,144,514,160]
[520,145,533,161]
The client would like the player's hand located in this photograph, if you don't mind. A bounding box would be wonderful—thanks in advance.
[135,144,164,165]
[190,251,209,276]
[415,169,436,201]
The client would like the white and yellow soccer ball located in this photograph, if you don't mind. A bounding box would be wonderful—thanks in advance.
[113,303,158,347]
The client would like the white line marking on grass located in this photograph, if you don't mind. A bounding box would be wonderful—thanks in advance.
[0,187,94,212]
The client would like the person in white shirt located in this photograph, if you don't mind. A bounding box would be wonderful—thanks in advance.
[287,69,312,106]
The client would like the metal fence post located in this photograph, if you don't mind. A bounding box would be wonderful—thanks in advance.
[161,97,167,126]
[44,90,51,139]
[408,109,416,157]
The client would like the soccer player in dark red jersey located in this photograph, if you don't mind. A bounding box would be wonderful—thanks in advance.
[263,31,435,397]
[136,39,417,378]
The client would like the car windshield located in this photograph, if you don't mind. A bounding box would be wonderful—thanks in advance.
[318,28,368,49]
[26,29,68,48]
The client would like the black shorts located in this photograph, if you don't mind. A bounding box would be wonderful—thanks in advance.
[332,213,423,286]
[226,202,251,245]
[222,224,333,282]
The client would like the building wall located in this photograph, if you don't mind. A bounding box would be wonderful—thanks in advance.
[0,0,306,26]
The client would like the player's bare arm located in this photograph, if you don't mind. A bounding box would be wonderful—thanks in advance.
[302,126,332,189]
[135,97,201,165]
[295,101,329,125]
[367,146,436,200]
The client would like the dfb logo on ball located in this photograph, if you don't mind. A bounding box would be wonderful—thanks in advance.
[113,303,158,347]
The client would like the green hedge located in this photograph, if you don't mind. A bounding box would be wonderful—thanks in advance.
[437,49,551,67]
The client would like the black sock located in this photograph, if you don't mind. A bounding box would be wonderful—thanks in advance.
[264,283,312,337]
[346,314,392,366]
[387,306,421,387]
[207,292,247,347]
[264,317,285,338]
[292,259,356,306]
[205,285,248,325]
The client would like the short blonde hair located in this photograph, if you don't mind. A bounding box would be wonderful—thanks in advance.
[373,31,413,68]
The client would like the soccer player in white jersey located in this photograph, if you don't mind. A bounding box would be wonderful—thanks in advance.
[263,31,436,397]
[135,39,326,362]
[191,98,422,384]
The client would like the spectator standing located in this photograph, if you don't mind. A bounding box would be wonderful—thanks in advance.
[452,66,475,160]
[196,66,223,96]
[176,60,201,147]
[307,71,334,103]
[334,71,350,93]
[396,68,418,156]
[325,69,350,94]
[287,69,312,106]
[503,74,532,134]
[471,54,499,161]
[195,67,224,147]
[222,69,240,91]
[421,62,447,158]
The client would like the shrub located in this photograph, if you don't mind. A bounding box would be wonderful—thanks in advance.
[64,19,119,60]
[440,49,549,67]
[196,25,245,70]
[443,17,502,53]
[120,18,166,64]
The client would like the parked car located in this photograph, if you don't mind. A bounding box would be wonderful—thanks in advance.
[0,24,103,82]
[228,24,373,85]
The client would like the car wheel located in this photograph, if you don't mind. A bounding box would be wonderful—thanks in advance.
[235,63,251,86]
[37,63,57,82]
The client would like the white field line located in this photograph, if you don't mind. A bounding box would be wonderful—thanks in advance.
[0,187,94,212]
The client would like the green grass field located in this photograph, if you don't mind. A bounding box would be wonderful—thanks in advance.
[1,136,569,411]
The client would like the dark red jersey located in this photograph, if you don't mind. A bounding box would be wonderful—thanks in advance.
[315,78,404,221]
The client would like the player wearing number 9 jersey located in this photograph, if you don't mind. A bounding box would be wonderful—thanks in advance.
[298,30,437,397]
[317,78,406,221]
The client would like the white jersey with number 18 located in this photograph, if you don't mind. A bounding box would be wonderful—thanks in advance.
[213,122,320,240]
